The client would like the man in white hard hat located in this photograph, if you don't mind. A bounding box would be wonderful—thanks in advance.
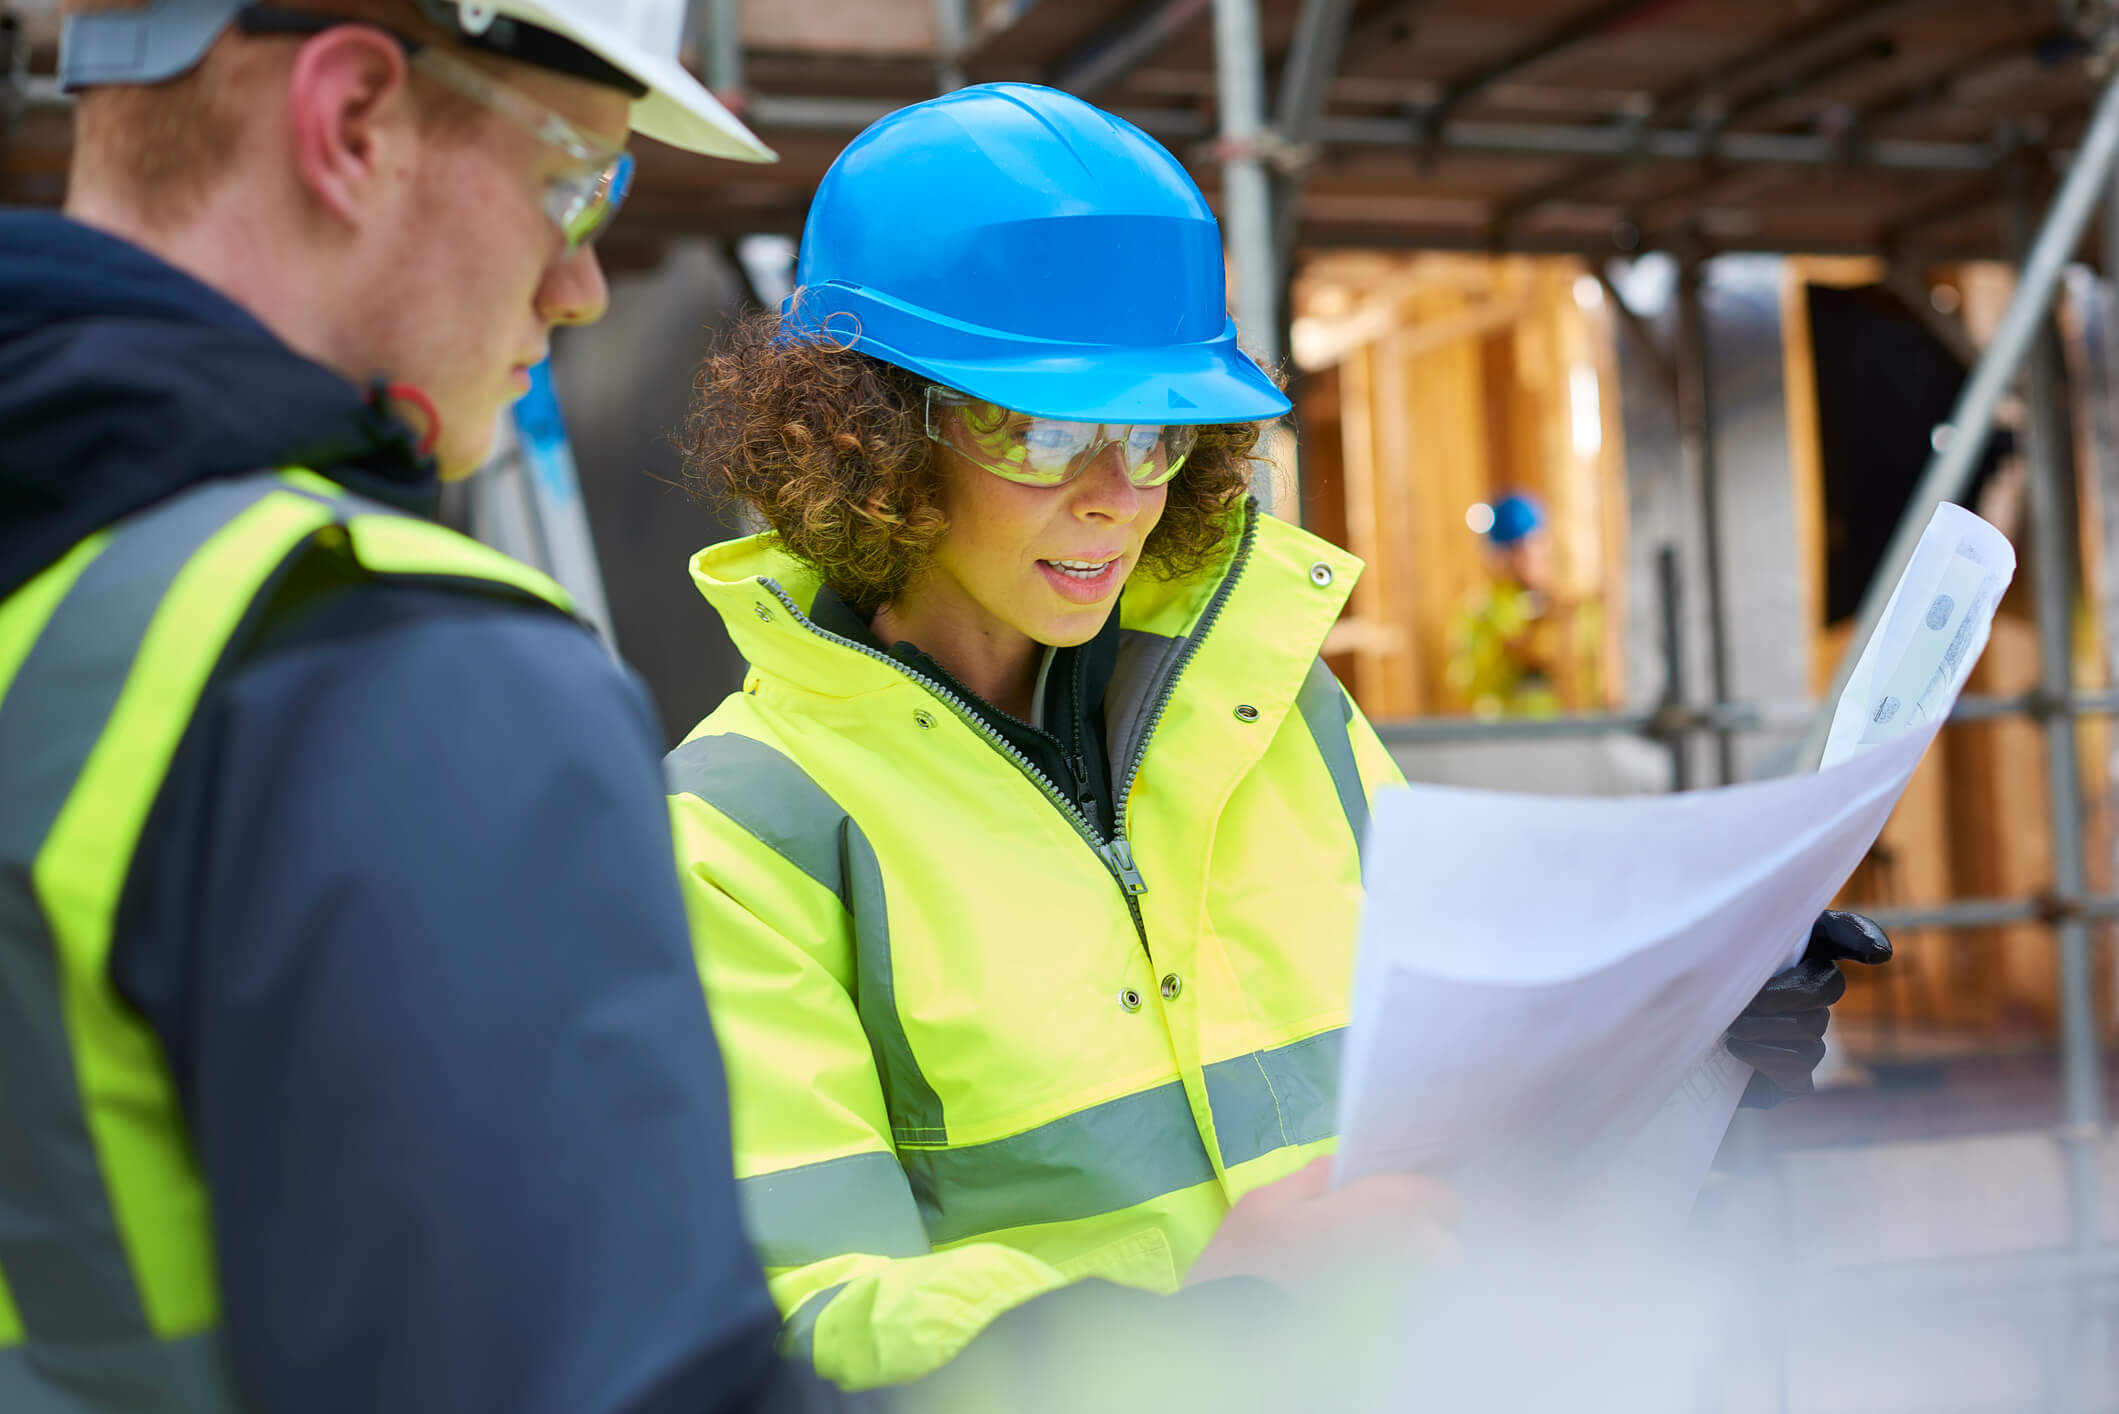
[0,4,870,1411]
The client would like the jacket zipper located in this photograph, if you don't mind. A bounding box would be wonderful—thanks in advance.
[1110,501,1261,846]
[758,498,1260,950]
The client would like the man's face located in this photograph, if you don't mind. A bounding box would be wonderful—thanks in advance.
[359,64,629,478]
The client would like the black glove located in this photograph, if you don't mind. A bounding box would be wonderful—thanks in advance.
[1729,910,1892,1109]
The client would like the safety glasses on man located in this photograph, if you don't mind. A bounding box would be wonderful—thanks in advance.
[234,6,634,252]
[923,386,1199,489]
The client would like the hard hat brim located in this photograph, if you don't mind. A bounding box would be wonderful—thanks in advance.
[866,321,1293,427]
[497,2,776,162]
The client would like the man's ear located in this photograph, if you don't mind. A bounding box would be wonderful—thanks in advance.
[284,26,418,231]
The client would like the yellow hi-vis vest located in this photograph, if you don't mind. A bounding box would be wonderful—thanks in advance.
[666,503,1403,1390]
[0,470,573,1411]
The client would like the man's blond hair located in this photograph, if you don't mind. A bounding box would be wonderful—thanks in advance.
[66,0,467,225]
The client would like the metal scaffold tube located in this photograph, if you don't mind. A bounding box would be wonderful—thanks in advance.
[932,0,970,92]
[2011,171,2111,1405]
[702,0,743,102]
[1210,0,1280,513]
[1676,256,1735,785]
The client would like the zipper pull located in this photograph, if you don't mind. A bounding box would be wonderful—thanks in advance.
[1100,838,1149,896]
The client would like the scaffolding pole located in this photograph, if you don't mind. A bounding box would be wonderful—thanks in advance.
[932,0,970,92]
[701,0,743,103]
[1675,255,1735,785]
[2006,172,2110,1408]
[1211,0,1280,514]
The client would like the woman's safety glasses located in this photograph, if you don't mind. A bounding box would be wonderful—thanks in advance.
[923,387,1198,489]
[234,6,634,254]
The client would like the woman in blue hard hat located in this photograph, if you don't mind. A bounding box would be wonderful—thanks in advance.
[666,83,1889,1391]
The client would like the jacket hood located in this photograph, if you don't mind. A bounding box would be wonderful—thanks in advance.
[689,502,1362,709]
[0,210,439,602]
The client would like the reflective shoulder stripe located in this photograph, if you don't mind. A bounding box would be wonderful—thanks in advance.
[0,474,300,1349]
[778,1281,852,1365]
[345,511,574,613]
[738,1151,931,1268]
[664,732,947,1145]
[666,732,856,907]
[899,1080,1218,1247]
[270,467,576,616]
[1293,657,1370,864]
[1202,1028,1345,1170]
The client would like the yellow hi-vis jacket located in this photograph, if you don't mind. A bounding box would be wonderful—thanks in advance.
[0,469,573,1409]
[666,503,1403,1390]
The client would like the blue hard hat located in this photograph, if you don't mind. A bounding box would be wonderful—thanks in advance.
[783,83,1291,427]
[1488,494,1544,546]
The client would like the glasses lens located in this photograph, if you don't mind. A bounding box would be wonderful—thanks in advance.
[548,151,634,252]
[1140,425,1198,486]
[928,391,1199,488]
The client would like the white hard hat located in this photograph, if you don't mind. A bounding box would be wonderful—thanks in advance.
[61,0,776,163]
[461,1,774,162]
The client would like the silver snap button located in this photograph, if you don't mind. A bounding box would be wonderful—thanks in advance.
[913,709,937,730]
[753,603,773,622]
[1233,703,1260,723]
[1117,987,1143,1013]
[1309,562,1334,588]
[1160,973,1182,1001]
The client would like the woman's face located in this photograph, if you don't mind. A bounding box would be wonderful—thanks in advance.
[917,440,1170,648]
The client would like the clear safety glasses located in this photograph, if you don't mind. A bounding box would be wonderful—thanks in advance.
[234,6,635,254]
[923,387,1198,489]
[408,45,635,254]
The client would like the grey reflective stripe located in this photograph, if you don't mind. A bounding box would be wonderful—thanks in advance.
[900,1081,1217,1246]
[1294,658,1370,864]
[0,475,282,1344]
[0,1330,240,1413]
[778,1282,850,1365]
[1107,628,1185,779]
[1203,1028,1346,1170]
[738,1151,931,1268]
[665,733,947,1143]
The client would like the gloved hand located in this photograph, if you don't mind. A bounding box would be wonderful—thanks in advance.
[1729,910,1892,1108]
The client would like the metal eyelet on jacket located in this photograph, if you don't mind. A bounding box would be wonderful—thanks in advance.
[1308,562,1334,587]
[753,603,773,622]
[1117,987,1143,1013]
[913,710,937,730]
[1233,703,1260,723]
[1160,973,1182,1001]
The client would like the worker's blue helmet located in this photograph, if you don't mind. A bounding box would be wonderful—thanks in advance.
[1488,494,1545,546]
[783,83,1291,427]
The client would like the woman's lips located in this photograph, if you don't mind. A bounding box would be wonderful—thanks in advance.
[1038,557,1124,603]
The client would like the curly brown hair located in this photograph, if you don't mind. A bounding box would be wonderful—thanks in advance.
[681,310,1267,614]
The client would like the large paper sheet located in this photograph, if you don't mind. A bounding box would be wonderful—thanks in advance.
[1334,504,2014,1238]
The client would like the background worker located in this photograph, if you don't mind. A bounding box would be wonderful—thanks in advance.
[1447,492,1603,718]
[0,3,856,1410]
[667,83,1893,1393]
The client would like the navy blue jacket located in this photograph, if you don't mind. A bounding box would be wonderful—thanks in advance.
[0,211,852,1414]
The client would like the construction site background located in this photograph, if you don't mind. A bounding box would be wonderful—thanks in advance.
[7,0,2119,1406]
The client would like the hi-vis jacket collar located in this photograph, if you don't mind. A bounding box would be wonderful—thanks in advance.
[690,500,1361,720]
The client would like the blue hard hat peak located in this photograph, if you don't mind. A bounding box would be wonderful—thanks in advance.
[784,83,1291,427]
